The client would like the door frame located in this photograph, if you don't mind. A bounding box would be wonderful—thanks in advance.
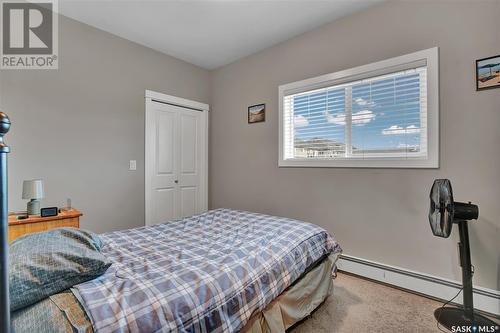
[145,90,209,226]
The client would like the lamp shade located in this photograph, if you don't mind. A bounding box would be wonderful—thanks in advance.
[22,179,44,200]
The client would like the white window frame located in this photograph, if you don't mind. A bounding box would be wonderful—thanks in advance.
[278,47,439,168]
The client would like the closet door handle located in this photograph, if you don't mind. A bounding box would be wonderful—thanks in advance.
[174,180,179,184]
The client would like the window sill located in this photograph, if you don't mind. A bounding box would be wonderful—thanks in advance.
[278,158,439,169]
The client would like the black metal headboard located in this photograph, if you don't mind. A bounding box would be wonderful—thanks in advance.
[0,112,11,333]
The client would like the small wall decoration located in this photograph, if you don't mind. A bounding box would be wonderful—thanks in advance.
[476,55,500,91]
[248,104,266,123]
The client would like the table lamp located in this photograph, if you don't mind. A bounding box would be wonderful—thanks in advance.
[22,179,44,215]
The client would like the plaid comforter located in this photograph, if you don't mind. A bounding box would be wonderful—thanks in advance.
[74,209,342,333]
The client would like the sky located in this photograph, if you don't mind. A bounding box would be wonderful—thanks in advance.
[292,71,423,152]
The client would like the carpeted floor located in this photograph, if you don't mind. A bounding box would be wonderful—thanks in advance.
[290,272,499,333]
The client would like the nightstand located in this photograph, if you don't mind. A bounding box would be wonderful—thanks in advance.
[8,209,82,242]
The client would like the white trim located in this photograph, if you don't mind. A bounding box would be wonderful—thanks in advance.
[145,98,153,226]
[144,90,209,226]
[203,105,209,212]
[145,90,209,111]
[336,254,500,316]
[278,47,439,169]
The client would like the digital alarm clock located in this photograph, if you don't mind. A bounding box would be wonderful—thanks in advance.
[40,207,59,217]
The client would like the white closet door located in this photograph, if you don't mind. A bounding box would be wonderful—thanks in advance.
[146,97,207,226]
[178,109,204,218]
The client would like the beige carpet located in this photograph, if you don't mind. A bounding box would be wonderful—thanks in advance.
[290,272,499,333]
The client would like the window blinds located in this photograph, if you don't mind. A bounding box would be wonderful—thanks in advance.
[282,66,428,161]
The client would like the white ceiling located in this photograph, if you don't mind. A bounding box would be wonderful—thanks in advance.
[59,0,383,70]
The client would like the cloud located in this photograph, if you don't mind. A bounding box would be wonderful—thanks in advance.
[382,124,421,135]
[325,110,375,126]
[397,143,420,149]
[325,113,346,125]
[354,97,376,107]
[294,115,309,128]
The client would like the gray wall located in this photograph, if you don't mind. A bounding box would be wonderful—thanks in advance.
[0,15,210,233]
[210,1,500,290]
[1,1,498,291]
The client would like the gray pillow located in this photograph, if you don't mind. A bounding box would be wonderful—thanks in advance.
[9,228,111,311]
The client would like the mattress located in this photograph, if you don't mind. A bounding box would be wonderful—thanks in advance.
[13,209,342,333]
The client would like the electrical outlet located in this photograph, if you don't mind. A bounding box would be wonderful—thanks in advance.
[129,160,137,171]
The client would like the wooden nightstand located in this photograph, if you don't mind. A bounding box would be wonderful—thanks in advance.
[8,209,82,242]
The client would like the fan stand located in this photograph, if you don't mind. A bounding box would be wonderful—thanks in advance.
[434,220,497,331]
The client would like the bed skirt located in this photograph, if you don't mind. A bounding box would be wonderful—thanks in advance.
[242,252,338,333]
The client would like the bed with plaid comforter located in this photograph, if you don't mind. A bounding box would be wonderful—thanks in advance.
[73,208,342,333]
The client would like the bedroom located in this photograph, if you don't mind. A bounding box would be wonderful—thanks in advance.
[0,0,499,332]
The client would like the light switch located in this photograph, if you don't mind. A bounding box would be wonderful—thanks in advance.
[129,160,137,171]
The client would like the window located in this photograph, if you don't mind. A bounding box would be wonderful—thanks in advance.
[279,47,439,168]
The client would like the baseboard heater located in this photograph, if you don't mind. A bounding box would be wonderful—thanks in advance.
[336,254,500,317]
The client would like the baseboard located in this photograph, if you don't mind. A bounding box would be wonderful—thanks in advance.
[336,254,500,317]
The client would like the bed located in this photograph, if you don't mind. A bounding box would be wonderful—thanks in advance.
[11,208,342,333]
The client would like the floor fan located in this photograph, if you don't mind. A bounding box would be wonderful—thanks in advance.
[428,179,496,331]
